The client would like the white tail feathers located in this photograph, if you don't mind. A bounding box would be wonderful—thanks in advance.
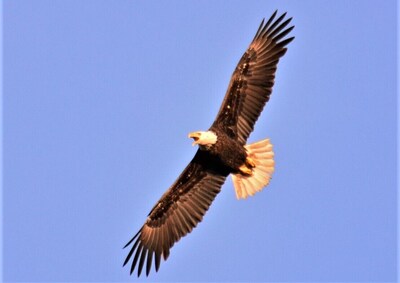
[231,138,275,200]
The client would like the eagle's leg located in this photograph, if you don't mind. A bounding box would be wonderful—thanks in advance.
[245,157,256,168]
[238,163,253,176]
[238,156,256,176]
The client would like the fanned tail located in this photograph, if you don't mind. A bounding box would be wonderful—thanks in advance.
[231,138,275,199]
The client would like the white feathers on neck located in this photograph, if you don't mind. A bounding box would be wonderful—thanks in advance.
[198,131,217,146]
[191,131,217,150]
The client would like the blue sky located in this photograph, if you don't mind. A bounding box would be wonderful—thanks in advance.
[3,0,397,282]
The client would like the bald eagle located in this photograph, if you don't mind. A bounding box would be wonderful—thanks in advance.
[124,10,294,277]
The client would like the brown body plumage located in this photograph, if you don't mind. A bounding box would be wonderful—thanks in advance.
[206,126,248,173]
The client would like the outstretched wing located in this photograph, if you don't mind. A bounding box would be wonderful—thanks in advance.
[212,11,294,144]
[123,150,228,277]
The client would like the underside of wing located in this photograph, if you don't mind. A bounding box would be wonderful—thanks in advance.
[123,150,227,277]
[212,11,295,144]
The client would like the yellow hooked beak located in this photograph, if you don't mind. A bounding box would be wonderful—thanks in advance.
[188,132,202,146]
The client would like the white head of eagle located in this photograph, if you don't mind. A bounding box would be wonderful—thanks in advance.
[188,131,217,149]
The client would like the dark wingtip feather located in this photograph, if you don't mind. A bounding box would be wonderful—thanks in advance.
[131,243,143,275]
[261,10,278,37]
[123,248,134,267]
[266,10,278,29]
[266,12,287,35]
[123,229,141,249]
[259,17,266,28]
[271,10,278,20]
[155,252,161,272]
[256,10,292,42]
[123,233,141,267]
[146,249,153,276]
[269,17,292,39]
[252,18,266,42]
[277,36,295,48]
[274,25,295,42]
[138,247,147,277]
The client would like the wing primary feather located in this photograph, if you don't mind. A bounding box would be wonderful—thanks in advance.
[131,243,143,275]
[258,21,271,40]
[269,17,292,39]
[273,26,295,42]
[155,251,161,272]
[146,227,156,252]
[123,231,143,267]
[123,229,141,249]
[261,48,288,63]
[153,226,160,252]
[252,18,265,42]
[163,244,170,261]
[123,236,139,267]
[140,226,149,244]
[160,223,168,256]
[256,56,280,67]
[123,249,134,267]
[164,214,173,244]
[162,222,171,260]
[167,216,175,244]
[138,246,147,277]
[276,36,295,48]
[256,12,277,41]
[262,10,278,35]
[266,12,287,35]
[158,224,165,256]
[146,249,153,276]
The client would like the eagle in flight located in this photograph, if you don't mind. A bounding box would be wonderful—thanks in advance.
[124,10,294,277]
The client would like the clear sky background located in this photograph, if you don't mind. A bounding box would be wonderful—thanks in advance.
[3,0,397,282]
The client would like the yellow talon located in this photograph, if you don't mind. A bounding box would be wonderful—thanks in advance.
[245,157,256,168]
[239,164,253,176]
